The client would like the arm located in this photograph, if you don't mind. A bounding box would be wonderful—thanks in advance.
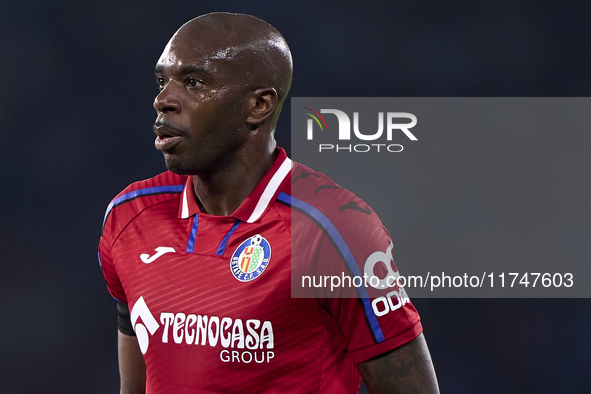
[358,333,439,394]
[118,331,146,394]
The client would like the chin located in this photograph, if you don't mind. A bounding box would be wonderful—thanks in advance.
[163,155,205,176]
[164,156,190,175]
[166,164,194,176]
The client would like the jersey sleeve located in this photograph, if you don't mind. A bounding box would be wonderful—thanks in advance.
[98,201,127,304]
[289,180,422,363]
[317,217,423,363]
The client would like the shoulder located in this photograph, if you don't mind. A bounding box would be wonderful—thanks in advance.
[101,171,187,241]
[283,161,392,278]
[286,161,384,233]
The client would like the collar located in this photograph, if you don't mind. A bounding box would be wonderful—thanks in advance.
[178,148,292,223]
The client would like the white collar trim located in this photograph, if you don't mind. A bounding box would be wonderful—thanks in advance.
[246,157,292,223]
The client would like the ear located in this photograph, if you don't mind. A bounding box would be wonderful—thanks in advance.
[245,87,278,126]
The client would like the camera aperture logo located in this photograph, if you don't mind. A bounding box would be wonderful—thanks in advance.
[302,107,417,153]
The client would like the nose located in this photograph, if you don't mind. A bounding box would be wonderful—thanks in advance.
[153,81,181,114]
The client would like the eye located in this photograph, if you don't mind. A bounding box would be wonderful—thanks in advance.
[155,77,167,91]
[187,77,203,88]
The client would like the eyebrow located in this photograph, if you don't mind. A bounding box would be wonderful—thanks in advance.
[154,64,211,77]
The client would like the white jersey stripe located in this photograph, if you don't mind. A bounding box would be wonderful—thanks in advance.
[246,158,292,223]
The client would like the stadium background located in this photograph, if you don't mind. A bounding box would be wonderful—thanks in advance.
[1,0,590,392]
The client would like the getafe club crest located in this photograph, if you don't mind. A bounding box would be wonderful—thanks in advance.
[230,234,271,282]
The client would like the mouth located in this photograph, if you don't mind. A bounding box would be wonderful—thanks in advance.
[154,122,184,138]
[154,122,184,151]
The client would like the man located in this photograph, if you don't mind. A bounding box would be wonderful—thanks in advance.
[99,12,439,393]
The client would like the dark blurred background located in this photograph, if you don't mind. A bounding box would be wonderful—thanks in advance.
[1,0,590,393]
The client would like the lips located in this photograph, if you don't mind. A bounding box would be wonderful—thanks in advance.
[154,123,184,151]
[155,135,182,151]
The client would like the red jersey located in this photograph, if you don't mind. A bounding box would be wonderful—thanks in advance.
[99,148,422,393]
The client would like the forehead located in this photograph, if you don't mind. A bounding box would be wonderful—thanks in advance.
[155,26,242,75]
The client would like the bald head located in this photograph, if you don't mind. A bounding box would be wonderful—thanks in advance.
[170,13,292,107]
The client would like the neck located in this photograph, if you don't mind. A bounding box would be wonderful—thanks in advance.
[192,139,277,216]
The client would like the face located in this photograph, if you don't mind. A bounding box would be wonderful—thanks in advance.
[153,26,252,176]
